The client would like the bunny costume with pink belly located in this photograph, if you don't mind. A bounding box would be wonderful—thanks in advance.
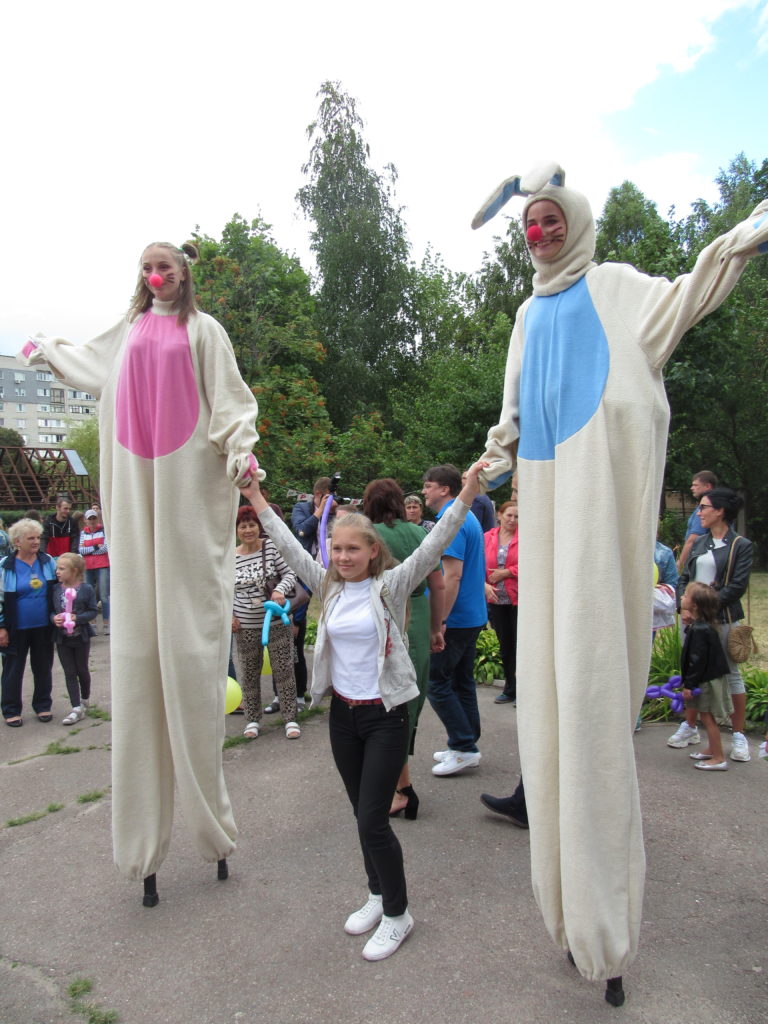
[24,300,259,880]
[475,164,768,981]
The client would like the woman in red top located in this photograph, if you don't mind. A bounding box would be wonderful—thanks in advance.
[79,509,110,635]
[484,501,518,705]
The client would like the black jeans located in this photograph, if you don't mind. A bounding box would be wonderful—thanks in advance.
[488,604,518,699]
[56,641,92,707]
[0,627,54,718]
[329,696,410,917]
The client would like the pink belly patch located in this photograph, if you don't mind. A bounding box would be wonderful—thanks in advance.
[116,312,200,459]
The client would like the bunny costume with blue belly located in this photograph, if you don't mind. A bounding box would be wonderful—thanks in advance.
[475,164,768,982]
[23,301,259,882]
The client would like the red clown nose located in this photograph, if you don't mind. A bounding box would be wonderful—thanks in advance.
[148,274,164,288]
[526,224,543,243]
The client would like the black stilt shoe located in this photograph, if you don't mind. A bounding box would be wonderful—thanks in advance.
[217,858,229,880]
[389,785,419,820]
[567,952,625,1007]
[142,873,159,908]
[605,977,625,1007]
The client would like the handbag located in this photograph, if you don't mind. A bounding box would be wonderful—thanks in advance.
[722,537,758,663]
[261,544,310,613]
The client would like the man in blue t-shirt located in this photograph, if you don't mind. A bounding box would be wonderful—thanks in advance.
[676,470,717,571]
[423,464,487,777]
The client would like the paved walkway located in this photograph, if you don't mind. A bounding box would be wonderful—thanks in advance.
[1,635,766,1024]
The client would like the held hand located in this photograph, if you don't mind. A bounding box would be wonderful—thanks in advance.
[53,613,65,626]
[459,459,490,506]
[239,476,268,513]
[270,591,287,606]
[484,583,498,604]
[488,569,507,584]
[682,688,693,701]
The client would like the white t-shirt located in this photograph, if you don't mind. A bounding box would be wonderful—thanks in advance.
[693,538,726,586]
[326,578,380,699]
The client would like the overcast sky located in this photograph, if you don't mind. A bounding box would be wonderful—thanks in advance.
[1,0,766,354]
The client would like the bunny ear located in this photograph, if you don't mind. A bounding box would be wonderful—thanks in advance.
[520,161,566,196]
[471,175,525,229]
[471,162,567,230]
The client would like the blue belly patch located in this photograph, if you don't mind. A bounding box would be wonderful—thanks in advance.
[519,277,609,461]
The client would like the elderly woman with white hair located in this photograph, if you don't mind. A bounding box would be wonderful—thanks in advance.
[0,518,58,726]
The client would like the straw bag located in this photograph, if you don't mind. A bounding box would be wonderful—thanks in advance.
[723,537,757,664]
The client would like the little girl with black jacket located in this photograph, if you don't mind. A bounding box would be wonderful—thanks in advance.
[680,582,732,771]
[51,553,97,725]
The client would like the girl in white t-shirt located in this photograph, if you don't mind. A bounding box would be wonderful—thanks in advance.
[240,460,486,962]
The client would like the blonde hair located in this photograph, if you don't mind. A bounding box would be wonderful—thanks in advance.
[319,515,397,615]
[128,241,199,325]
[56,552,85,581]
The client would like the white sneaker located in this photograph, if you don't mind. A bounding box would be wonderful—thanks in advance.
[62,706,85,726]
[433,749,451,762]
[432,750,481,776]
[730,732,751,762]
[667,723,700,748]
[758,740,768,762]
[362,910,414,961]
[344,892,383,935]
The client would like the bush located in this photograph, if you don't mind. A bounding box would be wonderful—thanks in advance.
[474,626,503,683]
[641,626,683,722]
[743,664,768,724]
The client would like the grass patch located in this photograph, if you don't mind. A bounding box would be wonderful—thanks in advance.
[77,789,107,804]
[68,978,93,999]
[45,739,81,755]
[68,976,119,1023]
[223,733,253,749]
[47,802,64,813]
[6,810,47,827]
[86,706,111,721]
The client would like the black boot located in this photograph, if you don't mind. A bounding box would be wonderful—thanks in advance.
[217,858,229,880]
[142,873,159,908]
[605,977,625,1007]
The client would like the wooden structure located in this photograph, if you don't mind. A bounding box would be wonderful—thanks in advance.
[0,447,97,511]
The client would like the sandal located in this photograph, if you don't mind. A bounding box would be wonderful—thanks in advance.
[243,722,259,739]
[4,716,22,728]
[285,721,301,739]
[694,760,728,771]
[37,712,53,723]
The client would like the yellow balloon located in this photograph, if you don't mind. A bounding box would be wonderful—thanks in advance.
[225,676,242,715]
[653,562,659,587]
[262,648,271,675]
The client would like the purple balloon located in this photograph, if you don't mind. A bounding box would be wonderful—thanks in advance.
[318,494,336,569]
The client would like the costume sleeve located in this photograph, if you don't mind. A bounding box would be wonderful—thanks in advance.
[630,200,768,369]
[257,507,325,593]
[479,303,525,491]
[193,313,260,485]
[19,321,128,398]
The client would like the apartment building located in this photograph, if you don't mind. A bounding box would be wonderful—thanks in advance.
[0,354,97,446]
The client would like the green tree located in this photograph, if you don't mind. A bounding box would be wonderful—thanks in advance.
[662,155,768,559]
[596,180,684,277]
[65,418,100,488]
[0,427,25,447]
[297,82,416,426]
[191,215,332,503]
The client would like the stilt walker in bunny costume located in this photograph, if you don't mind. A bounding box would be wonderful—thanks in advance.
[473,163,768,1004]
[21,242,260,906]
